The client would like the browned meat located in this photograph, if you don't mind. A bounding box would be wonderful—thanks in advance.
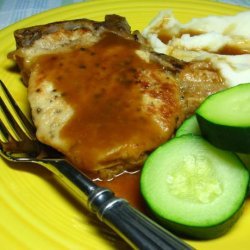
[9,15,226,179]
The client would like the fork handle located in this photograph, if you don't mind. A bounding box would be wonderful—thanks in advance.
[89,188,194,250]
[44,160,193,250]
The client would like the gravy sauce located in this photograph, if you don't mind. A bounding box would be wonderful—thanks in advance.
[158,30,249,55]
[96,171,146,211]
[35,32,164,175]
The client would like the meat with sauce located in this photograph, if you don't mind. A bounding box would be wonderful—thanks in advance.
[8,15,226,179]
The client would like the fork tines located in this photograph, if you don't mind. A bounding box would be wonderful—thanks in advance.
[0,80,42,157]
[0,80,36,141]
[0,80,63,160]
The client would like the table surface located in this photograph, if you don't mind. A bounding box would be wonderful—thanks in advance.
[0,0,249,30]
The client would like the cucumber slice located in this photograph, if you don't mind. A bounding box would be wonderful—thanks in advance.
[176,115,201,137]
[196,83,250,153]
[140,135,249,239]
[238,153,250,170]
[176,115,250,173]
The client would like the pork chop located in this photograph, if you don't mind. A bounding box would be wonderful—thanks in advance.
[9,15,226,179]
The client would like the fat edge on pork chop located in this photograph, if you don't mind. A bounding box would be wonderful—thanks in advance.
[8,15,226,179]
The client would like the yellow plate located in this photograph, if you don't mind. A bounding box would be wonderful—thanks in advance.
[0,0,249,249]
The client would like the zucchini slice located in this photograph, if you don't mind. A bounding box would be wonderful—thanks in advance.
[176,115,250,171]
[176,113,250,170]
[196,83,250,153]
[175,115,200,137]
[140,135,249,239]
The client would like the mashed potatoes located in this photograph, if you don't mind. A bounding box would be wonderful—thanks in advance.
[143,10,250,86]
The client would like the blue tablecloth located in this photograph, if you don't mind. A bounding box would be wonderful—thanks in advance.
[0,0,85,30]
[0,0,249,30]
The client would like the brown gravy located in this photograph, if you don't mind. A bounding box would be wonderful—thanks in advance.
[158,30,249,55]
[35,32,166,175]
[158,29,204,44]
[96,171,147,211]
[218,44,250,55]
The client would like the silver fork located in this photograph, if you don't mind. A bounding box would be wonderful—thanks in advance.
[0,80,193,250]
